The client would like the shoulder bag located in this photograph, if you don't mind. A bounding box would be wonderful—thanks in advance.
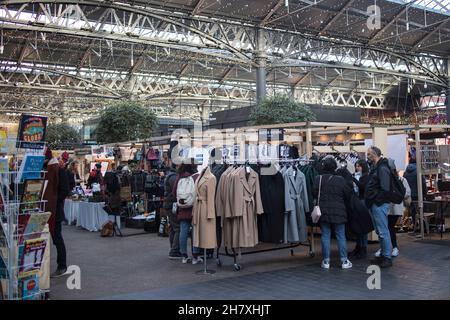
[311,175,323,224]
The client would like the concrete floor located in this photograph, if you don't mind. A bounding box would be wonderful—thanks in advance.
[50,225,450,300]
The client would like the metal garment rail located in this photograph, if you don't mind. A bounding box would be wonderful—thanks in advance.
[216,227,316,272]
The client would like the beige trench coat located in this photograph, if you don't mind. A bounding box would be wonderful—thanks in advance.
[192,167,217,249]
[220,167,264,248]
[234,167,264,248]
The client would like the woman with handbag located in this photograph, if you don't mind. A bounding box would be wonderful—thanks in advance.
[313,156,353,270]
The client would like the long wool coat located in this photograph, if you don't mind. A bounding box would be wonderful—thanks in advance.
[192,167,217,249]
[283,166,309,243]
[219,167,264,248]
[258,170,285,243]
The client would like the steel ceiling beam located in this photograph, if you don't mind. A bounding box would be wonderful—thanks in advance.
[318,0,356,36]
[411,19,450,51]
[192,0,208,16]
[368,4,411,45]
[260,0,285,27]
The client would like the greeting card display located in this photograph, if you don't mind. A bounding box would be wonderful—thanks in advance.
[18,238,47,278]
[19,180,44,213]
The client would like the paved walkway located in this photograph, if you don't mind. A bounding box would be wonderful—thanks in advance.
[51,225,450,300]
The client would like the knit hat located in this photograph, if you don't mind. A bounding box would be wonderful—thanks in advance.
[45,148,53,160]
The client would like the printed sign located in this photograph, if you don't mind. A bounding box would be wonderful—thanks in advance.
[16,115,48,149]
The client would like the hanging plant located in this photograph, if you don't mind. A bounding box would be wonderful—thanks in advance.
[96,101,158,144]
[249,94,316,125]
[46,123,82,149]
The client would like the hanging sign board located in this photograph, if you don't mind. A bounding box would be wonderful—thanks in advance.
[259,129,284,142]
[16,114,48,150]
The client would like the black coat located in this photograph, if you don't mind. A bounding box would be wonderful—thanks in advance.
[163,169,177,210]
[258,170,285,243]
[313,174,351,225]
[403,163,426,200]
[347,193,374,235]
[67,171,80,191]
[365,158,392,207]
[56,167,70,222]
[354,174,370,200]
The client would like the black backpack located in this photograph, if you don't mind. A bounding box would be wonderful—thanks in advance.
[387,169,406,204]
[145,174,159,195]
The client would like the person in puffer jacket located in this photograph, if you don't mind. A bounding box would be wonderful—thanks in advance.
[313,156,353,270]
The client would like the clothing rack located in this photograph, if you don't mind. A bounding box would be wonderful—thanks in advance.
[212,160,317,272]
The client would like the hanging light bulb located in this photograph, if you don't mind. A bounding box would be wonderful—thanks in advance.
[424,82,428,89]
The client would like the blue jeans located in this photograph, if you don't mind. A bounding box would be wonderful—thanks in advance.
[370,203,392,259]
[320,222,348,263]
[357,233,368,248]
[179,220,200,258]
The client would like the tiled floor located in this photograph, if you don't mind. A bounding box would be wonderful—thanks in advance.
[50,225,450,300]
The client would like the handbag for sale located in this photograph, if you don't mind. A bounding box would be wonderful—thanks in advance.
[311,175,322,224]
[120,185,132,202]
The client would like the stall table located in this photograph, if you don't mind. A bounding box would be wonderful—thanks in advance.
[64,199,121,232]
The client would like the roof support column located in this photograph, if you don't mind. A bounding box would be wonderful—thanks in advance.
[255,28,267,104]
[447,58,450,125]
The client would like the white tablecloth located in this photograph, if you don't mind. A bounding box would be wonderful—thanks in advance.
[64,199,121,232]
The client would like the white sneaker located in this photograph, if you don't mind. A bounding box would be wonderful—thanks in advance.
[321,260,330,269]
[341,260,353,269]
[392,247,399,257]
[374,249,381,257]
[192,257,204,265]
[182,257,191,264]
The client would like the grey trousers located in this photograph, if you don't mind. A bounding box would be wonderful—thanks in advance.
[169,212,180,255]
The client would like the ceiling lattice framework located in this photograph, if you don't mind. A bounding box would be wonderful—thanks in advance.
[0,0,449,121]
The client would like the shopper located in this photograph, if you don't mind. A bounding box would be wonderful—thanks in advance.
[349,160,371,259]
[87,163,103,189]
[403,158,427,232]
[43,149,67,277]
[173,163,202,264]
[67,160,81,191]
[374,160,411,258]
[52,152,70,277]
[365,146,394,268]
[164,164,182,259]
[313,156,352,269]
[104,171,121,215]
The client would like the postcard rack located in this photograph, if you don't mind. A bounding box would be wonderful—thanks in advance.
[1,140,49,300]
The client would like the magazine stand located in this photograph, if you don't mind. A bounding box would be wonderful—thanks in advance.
[0,139,49,300]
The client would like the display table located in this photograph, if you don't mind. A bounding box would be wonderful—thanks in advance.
[64,199,121,232]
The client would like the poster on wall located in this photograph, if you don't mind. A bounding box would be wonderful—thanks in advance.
[0,127,7,154]
[16,115,48,150]
[364,134,408,171]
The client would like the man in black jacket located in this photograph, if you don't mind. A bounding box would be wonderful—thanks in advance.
[365,146,393,268]
[164,164,181,259]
